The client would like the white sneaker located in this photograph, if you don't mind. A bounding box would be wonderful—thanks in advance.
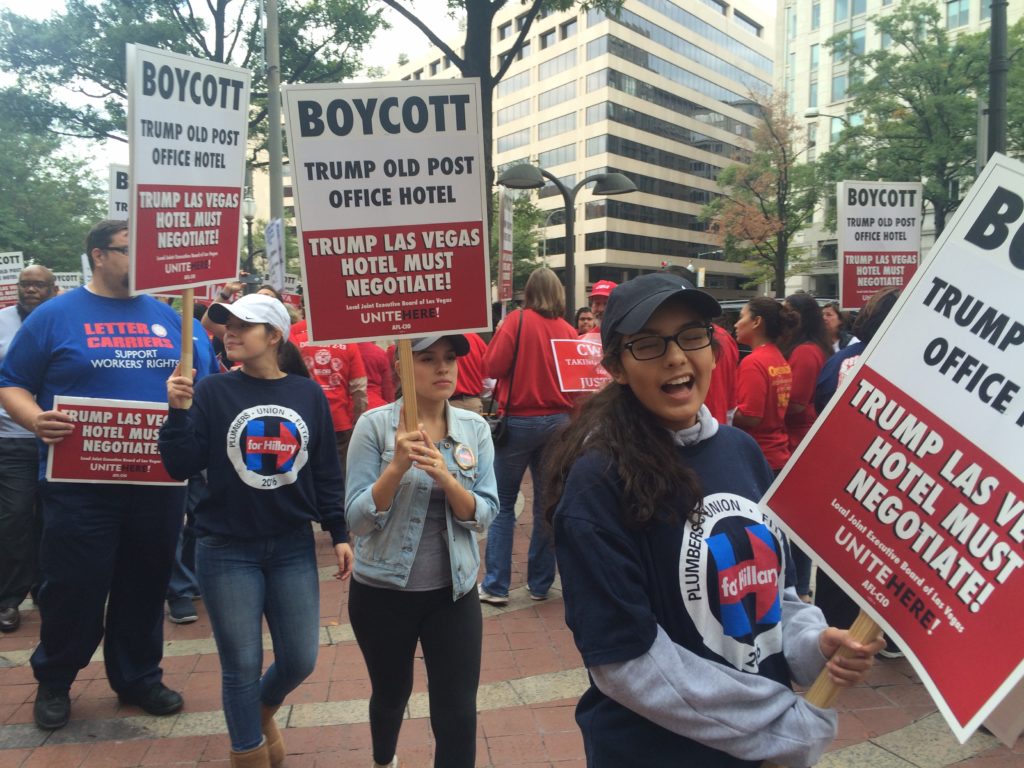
[478,585,509,606]
[372,758,397,768]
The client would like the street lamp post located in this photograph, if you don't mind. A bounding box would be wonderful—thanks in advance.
[497,164,636,318]
[241,193,259,293]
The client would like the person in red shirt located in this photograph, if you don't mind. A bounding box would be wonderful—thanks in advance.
[358,342,395,411]
[780,293,832,602]
[290,320,368,474]
[449,332,488,415]
[479,268,577,605]
[732,298,796,473]
[703,323,738,424]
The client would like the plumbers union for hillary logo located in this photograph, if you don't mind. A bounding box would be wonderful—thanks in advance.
[226,405,310,490]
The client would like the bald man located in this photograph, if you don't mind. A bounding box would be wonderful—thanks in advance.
[0,265,56,633]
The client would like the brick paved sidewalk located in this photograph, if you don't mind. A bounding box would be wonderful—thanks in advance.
[1,475,1020,767]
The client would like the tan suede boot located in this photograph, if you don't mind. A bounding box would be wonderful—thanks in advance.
[261,704,284,768]
[230,740,271,768]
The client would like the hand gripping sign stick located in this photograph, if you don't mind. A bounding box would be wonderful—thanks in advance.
[397,339,419,432]
[179,288,194,409]
[761,611,881,768]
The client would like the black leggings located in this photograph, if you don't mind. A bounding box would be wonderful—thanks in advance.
[348,580,482,768]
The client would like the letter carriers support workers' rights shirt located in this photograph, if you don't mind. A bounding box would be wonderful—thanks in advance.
[555,426,816,767]
[158,370,348,545]
[0,287,218,475]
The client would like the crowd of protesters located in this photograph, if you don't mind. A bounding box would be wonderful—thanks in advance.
[0,221,887,768]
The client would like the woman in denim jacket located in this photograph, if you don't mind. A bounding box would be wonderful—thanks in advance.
[345,335,498,768]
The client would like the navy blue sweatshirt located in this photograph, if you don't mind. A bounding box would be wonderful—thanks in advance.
[158,370,347,544]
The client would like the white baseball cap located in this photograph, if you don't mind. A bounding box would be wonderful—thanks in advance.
[208,293,291,338]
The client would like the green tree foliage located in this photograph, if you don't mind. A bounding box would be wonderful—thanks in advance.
[489,191,545,294]
[381,0,623,198]
[701,91,818,297]
[0,0,385,162]
[819,0,986,236]
[0,89,104,271]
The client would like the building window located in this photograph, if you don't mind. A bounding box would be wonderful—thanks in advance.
[561,18,578,38]
[496,70,530,97]
[538,143,576,168]
[496,99,530,125]
[539,49,577,79]
[785,5,797,40]
[429,60,439,76]
[809,78,818,108]
[850,27,866,56]
[496,128,530,153]
[539,28,556,49]
[810,43,820,70]
[701,0,727,13]
[852,0,866,16]
[830,117,845,144]
[831,73,848,101]
[811,1,821,29]
[538,81,576,110]
[980,0,990,19]
[516,41,531,60]
[836,0,848,22]
[515,13,529,30]
[498,21,512,40]
[947,0,969,27]
[734,11,762,37]
[538,111,576,140]
[807,123,817,162]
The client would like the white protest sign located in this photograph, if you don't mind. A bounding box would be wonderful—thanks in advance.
[282,79,491,343]
[127,44,250,294]
[54,272,83,292]
[108,164,130,219]
[765,154,1024,744]
[838,180,922,310]
[0,251,24,284]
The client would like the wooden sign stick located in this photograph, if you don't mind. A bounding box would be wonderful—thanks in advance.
[397,338,419,432]
[179,288,194,409]
[762,610,881,767]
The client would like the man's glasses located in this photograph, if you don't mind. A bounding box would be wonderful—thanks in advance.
[104,246,130,255]
[18,280,53,290]
[622,324,714,361]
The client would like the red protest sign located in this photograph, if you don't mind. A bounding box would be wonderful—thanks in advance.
[840,250,919,310]
[127,45,250,294]
[765,156,1024,744]
[282,79,490,343]
[551,336,611,392]
[0,282,17,309]
[300,222,486,340]
[46,396,183,486]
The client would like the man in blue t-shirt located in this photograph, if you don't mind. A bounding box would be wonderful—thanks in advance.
[0,220,217,731]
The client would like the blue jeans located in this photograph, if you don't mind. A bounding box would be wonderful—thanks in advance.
[167,475,206,600]
[197,524,320,751]
[481,413,568,598]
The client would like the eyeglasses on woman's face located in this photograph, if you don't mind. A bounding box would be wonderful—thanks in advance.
[621,323,713,361]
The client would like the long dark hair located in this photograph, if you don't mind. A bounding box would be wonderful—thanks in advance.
[544,343,704,531]
[746,296,799,343]
[277,340,310,378]
[782,292,832,358]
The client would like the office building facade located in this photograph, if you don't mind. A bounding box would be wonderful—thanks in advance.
[394,0,774,308]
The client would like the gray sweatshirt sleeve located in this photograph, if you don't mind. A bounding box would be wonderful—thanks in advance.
[589,625,837,768]
[780,586,831,687]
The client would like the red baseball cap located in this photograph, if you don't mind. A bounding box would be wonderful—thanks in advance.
[589,279,617,298]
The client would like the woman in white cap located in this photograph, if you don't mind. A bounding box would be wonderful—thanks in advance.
[159,293,353,768]
[544,273,883,767]
[345,335,498,768]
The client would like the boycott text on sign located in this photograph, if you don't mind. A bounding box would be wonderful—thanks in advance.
[109,164,130,219]
[551,336,611,392]
[127,45,250,295]
[282,79,491,343]
[838,181,922,311]
[765,155,1024,743]
[47,396,184,486]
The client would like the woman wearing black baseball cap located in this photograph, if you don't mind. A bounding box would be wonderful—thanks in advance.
[544,273,883,767]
